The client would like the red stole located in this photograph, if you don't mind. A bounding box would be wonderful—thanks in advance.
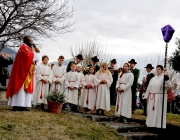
[6,44,34,98]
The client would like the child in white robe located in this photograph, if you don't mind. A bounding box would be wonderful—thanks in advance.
[79,66,96,113]
[50,56,66,93]
[76,64,85,99]
[33,55,52,110]
[31,48,40,102]
[94,62,113,115]
[64,62,80,112]
[115,63,134,123]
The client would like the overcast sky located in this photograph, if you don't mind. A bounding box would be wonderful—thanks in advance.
[38,0,180,80]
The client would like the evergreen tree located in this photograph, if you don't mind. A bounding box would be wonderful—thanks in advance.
[169,38,180,72]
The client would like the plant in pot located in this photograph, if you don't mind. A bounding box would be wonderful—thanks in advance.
[45,90,65,114]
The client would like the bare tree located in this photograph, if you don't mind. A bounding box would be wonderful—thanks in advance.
[69,39,112,69]
[0,0,74,51]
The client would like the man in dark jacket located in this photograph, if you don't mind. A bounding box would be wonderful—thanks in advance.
[84,56,100,75]
[108,59,118,105]
[140,64,154,115]
[128,59,140,113]
[0,52,13,86]
[66,54,84,72]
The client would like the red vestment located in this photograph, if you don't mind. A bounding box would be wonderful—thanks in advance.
[6,44,34,98]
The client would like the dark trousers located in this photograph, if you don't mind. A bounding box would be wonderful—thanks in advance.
[167,102,171,113]
[172,98,180,114]
[132,87,137,112]
[110,85,116,105]
[172,100,176,113]
[70,104,78,112]
[142,100,147,114]
[0,77,6,86]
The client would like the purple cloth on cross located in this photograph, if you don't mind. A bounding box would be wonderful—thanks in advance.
[161,25,175,43]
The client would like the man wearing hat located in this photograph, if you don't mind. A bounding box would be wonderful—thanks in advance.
[66,54,84,72]
[140,64,154,115]
[108,59,118,105]
[84,56,100,75]
[128,59,140,113]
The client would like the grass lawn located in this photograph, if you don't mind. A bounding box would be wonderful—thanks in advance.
[0,106,124,140]
[1,105,179,140]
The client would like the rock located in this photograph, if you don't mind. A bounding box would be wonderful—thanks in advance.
[106,122,145,132]
[119,132,158,140]
[71,112,117,122]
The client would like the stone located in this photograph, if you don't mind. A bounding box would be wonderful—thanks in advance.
[119,132,158,140]
[106,122,145,132]
[71,112,117,122]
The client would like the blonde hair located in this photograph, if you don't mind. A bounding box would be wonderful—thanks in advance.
[76,64,82,68]
[98,62,110,75]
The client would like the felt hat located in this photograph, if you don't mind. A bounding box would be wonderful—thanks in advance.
[110,59,117,64]
[128,59,137,64]
[91,56,99,62]
[145,64,154,69]
[76,54,84,60]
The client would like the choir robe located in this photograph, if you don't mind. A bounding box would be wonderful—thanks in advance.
[50,64,66,93]
[115,71,134,118]
[64,71,80,105]
[33,63,52,105]
[79,74,96,110]
[94,71,113,111]
[78,72,85,89]
[31,53,40,101]
[144,74,171,128]
[8,51,38,107]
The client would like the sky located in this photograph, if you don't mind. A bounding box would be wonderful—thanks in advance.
[38,0,180,80]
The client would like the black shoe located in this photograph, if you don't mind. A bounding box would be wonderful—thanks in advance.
[23,107,30,111]
[73,109,79,112]
[36,105,40,109]
[96,110,100,115]
[13,106,18,111]
[101,110,105,116]
[41,104,45,110]
[13,106,24,111]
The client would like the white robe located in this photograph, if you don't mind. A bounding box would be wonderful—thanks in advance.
[94,71,113,111]
[31,53,40,101]
[8,52,38,107]
[115,72,134,118]
[144,74,171,128]
[78,72,85,88]
[33,63,52,105]
[79,74,96,110]
[64,71,80,105]
[50,64,66,93]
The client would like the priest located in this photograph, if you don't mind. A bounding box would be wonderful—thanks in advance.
[6,36,38,111]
